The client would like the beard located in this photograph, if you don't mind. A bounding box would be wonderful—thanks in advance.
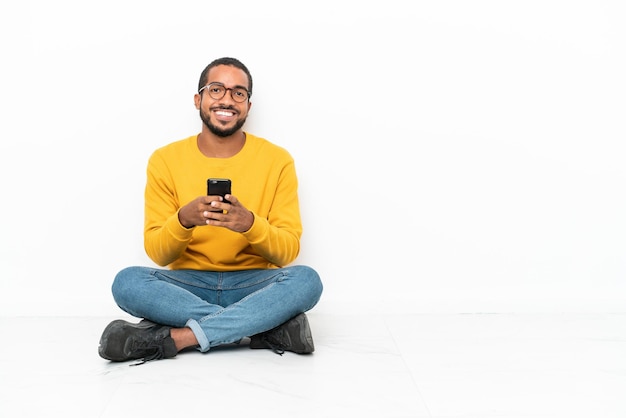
[200,107,247,138]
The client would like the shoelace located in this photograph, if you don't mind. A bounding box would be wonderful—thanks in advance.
[261,330,287,355]
[129,338,167,366]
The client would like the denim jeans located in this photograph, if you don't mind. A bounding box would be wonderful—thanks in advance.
[111,265,323,352]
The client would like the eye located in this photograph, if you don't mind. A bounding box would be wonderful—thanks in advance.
[233,89,247,99]
[210,85,224,94]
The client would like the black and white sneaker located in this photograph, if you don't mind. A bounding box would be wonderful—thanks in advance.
[98,319,177,364]
[249,313,315,355]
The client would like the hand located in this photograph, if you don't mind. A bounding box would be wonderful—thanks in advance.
[178,194,253,232]
[205,194,254,232]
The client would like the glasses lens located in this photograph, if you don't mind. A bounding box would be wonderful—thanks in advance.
[202,84,249,102]
[231,88,249,102]
[207,84,226,100]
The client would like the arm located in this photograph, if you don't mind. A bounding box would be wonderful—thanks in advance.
[143,152,194,267]
[242,160,302,266]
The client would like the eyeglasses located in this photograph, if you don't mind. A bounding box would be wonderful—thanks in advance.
[198,82,250,103]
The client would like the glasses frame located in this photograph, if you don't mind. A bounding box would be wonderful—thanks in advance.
[198,82,251,103]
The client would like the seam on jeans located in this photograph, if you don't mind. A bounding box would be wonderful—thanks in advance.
[153,270,219,290]
[226,271,285,290]
[210,270,285,290]
[153,269,285,291]
[198,281,278,323]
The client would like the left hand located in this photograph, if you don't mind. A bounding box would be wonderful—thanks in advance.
[203,194,254,233]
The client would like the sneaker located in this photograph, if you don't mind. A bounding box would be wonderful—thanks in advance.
[249,313,315,355]
[98,319,177,364]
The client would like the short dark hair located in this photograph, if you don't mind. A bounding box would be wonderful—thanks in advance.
[197,57,253,97]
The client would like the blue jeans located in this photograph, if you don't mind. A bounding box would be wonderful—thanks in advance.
[111,265,323,352]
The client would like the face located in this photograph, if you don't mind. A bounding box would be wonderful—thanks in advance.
[194,65,252,138]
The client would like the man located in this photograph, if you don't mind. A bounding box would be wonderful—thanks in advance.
[98,57,323,364]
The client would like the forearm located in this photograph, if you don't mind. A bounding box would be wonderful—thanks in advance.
[144,212,194,266]
[243,214,301,267]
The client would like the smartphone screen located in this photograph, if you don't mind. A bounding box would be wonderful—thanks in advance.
[207,178,231,203]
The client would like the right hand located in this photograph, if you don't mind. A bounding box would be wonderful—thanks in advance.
[178,195,224,228]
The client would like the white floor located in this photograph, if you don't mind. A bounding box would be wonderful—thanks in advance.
[1,313,625,417]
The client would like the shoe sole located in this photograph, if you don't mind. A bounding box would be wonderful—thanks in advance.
[291,313,315,354]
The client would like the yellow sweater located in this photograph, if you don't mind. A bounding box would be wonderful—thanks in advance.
[144,133,302,271]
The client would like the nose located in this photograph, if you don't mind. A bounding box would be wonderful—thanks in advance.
[220,88,239,103]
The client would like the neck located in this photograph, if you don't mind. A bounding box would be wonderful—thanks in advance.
[197,130,246,158]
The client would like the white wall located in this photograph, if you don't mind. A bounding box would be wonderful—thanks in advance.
[1,0,624,316]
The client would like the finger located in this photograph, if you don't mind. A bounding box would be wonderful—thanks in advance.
[225,194,237,205]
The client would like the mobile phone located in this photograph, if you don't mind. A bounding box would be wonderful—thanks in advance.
[207,178,231,204]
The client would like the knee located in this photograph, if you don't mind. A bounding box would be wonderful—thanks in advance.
[290,265,323,303]
[111,266,147,305]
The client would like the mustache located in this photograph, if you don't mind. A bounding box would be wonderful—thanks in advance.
[212,105,238,111]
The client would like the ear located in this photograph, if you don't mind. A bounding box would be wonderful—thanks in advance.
[194,93,201,110]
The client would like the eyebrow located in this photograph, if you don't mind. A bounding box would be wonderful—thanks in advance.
[207,81,249,91]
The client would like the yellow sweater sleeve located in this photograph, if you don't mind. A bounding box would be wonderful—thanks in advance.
[143,134,302,270]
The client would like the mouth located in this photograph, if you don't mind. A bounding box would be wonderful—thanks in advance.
[212,107,237,121]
